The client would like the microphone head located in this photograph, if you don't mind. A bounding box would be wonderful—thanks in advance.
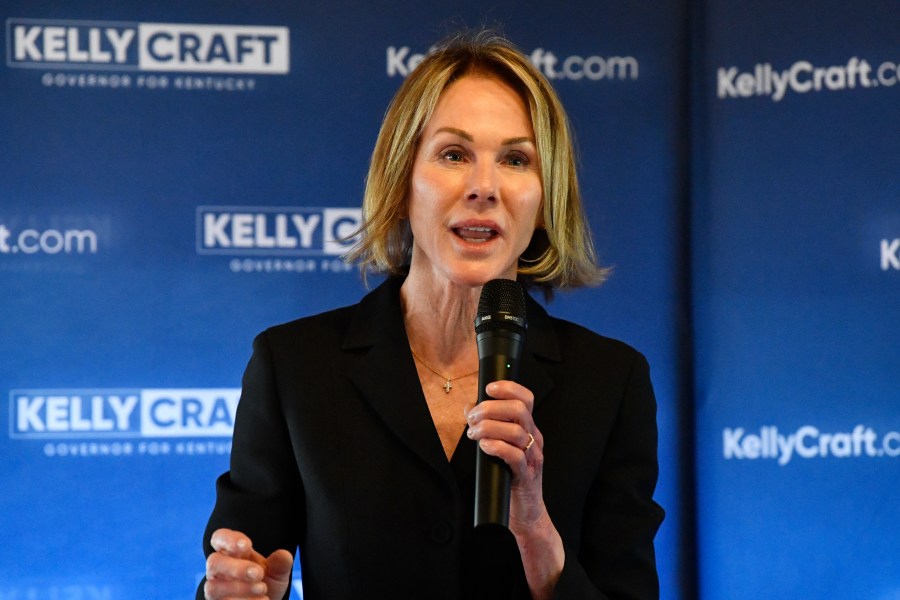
[475,279,527,334]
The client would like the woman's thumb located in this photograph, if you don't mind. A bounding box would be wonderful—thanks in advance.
[263,549,294,597]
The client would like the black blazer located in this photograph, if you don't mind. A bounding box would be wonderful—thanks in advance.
[199,277,664,600]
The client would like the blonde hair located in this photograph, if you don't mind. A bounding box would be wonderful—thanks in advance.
[347,31,607,293]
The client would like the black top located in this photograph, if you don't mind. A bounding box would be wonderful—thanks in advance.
[199,277,664,599]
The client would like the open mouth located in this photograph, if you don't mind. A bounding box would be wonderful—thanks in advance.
[453,226,498,243]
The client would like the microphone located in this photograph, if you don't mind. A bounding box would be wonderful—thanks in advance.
[473,278,527,529]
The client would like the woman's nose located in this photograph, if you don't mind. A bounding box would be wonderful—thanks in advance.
[467,160,497,202]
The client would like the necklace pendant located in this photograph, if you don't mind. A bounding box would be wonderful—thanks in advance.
[443,379,452,393]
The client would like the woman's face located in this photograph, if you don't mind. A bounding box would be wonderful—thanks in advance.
[407,73,543,288]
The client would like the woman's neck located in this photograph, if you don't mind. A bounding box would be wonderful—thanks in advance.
[400,269,481,371]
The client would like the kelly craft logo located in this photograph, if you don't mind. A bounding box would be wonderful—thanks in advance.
[718,57,899,102]
[197,206,362,274]
[197,206,361,256]
[387,46,639,82]
[6,18,289,74]
[723,425,900,466]
[10,388,240,439]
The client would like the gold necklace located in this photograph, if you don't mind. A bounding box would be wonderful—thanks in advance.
[410,349,478,394]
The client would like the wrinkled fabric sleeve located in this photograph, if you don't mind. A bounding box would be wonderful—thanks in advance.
[196,331,305,600]
[552,352,665,600]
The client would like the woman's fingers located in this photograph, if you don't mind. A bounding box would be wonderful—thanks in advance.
[485,380,535,410]
[203,575,268,599]
[466,381,535,438]
[467,417,535,452]
[205,528,279,600]
[466,381,543,476]
[210,528,262,561]
[206,551,265,582]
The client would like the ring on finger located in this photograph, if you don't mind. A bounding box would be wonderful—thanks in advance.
[524,432,536,452]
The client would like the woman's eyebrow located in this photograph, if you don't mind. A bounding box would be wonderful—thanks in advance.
[434,126,473,141]
[501,136,534,146]
[434,127,534,146]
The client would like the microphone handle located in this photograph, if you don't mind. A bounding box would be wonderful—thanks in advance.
[474,331,523,528]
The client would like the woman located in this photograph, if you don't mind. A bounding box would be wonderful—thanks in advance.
[200,32,663,600]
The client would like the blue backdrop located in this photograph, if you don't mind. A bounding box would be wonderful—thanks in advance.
[1,1,896,599]
[692,1,899,598]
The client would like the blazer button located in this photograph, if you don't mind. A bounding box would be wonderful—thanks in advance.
[430,520,454,545]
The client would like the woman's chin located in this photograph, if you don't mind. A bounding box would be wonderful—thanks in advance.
[442,263,518,288]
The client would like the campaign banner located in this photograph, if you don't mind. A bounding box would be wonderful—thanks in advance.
[693,1,899,598]
[1,1,687,598]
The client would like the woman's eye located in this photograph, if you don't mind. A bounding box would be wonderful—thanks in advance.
[441,149,464,162]
[506,153,530,167]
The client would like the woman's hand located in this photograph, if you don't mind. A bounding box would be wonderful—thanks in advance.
[465,381,565,599]
[204,528,293,600]
[464,380,544,522]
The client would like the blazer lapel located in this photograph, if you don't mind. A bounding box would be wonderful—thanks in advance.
[338,279,561,491]
[341,278,457,489]
[520,294,560,412]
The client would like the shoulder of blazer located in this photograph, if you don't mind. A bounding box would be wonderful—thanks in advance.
[252,302,359,367]
[253,277,403,359]
[526,295,648,375]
